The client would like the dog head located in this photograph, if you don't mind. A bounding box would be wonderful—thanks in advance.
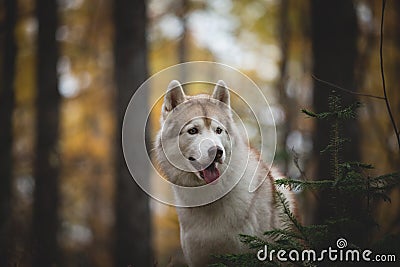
[157,80,234,186]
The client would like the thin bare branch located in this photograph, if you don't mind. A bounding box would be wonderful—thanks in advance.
[312,75,385,100]
[291,148,307,180]
[291,148,320,201]
[380,0,400,152]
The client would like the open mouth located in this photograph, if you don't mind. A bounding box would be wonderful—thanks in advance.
[199,161,220,184]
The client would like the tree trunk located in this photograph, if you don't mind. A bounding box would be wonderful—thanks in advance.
[311,0,360,224]
[0,0,17,265]
[178,0,189,63]
[277,0,292,174]
[113,0,152,266]
[32,0,61,266]
[392,0,400,165]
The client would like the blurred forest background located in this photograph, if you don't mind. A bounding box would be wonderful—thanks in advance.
[0,0,399,266]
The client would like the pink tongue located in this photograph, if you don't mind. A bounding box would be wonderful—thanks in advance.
[202,164,220,184]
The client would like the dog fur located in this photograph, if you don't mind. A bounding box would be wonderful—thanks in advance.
[154,80,297,266]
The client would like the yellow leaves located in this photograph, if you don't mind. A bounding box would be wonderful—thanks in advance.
[15,16,36,106]
[60,88,114,162]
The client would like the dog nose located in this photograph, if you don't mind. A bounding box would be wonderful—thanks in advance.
[216,148,223,159]
[208,146,223,160]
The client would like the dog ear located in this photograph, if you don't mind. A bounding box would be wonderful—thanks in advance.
[163,80,186,114]
[212,80,230,106]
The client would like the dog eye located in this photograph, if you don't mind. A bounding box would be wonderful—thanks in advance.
[216,127,223,134]
[187,127,198,135]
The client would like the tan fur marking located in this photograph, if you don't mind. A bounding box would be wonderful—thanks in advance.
[203,117,212,128]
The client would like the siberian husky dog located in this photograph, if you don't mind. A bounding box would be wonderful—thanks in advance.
[154,80,297,266]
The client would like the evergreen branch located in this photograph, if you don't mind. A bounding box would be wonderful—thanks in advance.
[369,171,400,182]
[371,192,391,202]
[263,228,303,241]
[329,93,342,182]
[320,138,349,154]
[262,231,306,253]
[302,101,360,122]
[370,182,400,193]
[208,262,229,267]
[301,109,332,119]
[239,234,267,249]
[275,178,333,190]
[336,102,361,119]
[274,237,305,252]
[222,84,399,265]
[300,109,318,118]
[369,172,400,193]
[338,162,374,170]
[275,190,309,245]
